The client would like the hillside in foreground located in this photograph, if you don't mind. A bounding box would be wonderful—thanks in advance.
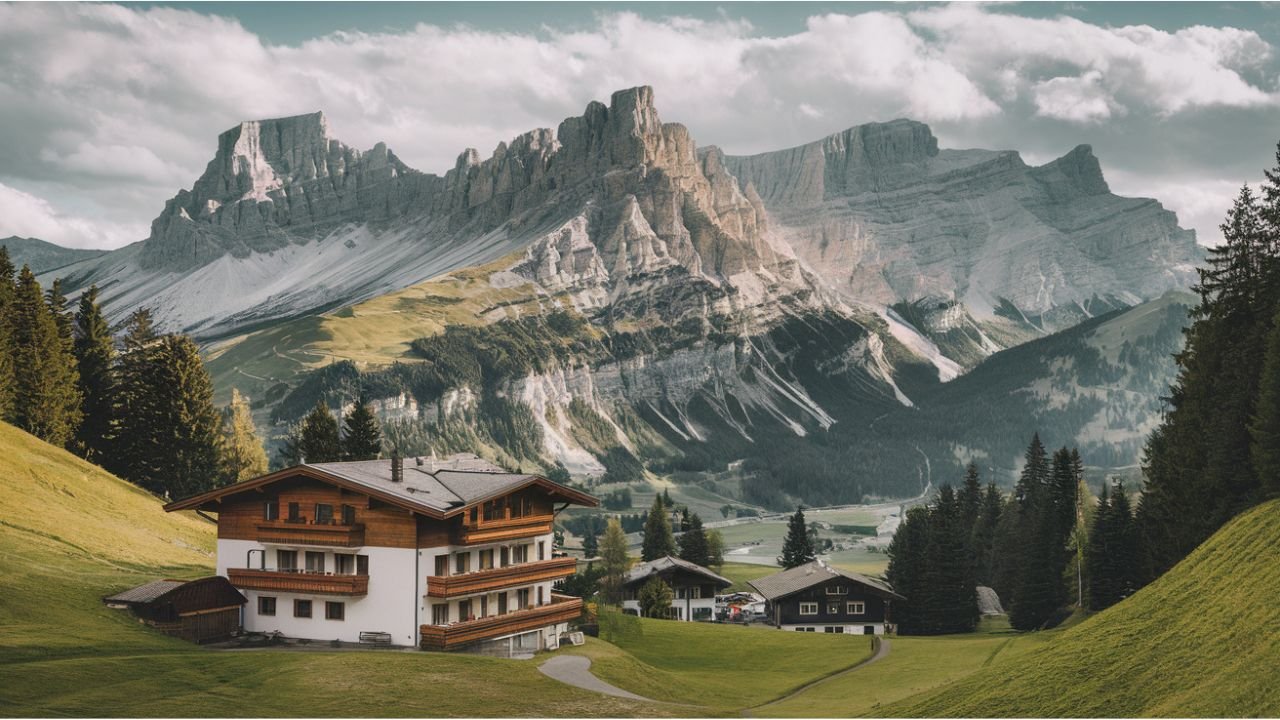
[889,497,1280,717]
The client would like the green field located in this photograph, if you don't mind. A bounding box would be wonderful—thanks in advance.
[891,498,1280,717]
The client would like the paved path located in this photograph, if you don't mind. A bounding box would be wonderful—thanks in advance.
[748,637,892,715]
[538,655,651,701]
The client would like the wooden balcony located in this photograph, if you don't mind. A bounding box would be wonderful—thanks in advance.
[227,568,369,596]
[454,514,554,545]
[425,556,577,599]
[420,593,582,650]
[255,520,365,547]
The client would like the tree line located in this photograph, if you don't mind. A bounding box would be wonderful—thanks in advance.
[887,435,1142,635]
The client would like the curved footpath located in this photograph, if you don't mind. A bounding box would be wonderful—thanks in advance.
[538,637,892,714]
[538,655,651,701]
[748,636,892,715]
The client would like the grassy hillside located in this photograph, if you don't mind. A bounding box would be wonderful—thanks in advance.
[890,498,1280,717]
[0,422,666,718]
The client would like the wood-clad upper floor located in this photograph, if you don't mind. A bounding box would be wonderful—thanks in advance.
[164,454,597,550]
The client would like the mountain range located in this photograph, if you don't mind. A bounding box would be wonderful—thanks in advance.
[39,86,1203,506]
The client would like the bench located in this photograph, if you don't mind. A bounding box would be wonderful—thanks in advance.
[359,631,393,646]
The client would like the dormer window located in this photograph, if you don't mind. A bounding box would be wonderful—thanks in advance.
[825,585,848,595]
[287,502,302,523]
[263,499,279,521]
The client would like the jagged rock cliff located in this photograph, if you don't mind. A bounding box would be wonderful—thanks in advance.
[720,120,1201,344]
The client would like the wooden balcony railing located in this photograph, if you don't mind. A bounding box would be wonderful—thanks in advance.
[255,520,365,547]
[419,593,582,650]
[227,568,369,596]
[454,514,554,545]
[425,556,577,598]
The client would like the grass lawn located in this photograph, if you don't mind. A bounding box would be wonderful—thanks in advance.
[0,423,665,718]
[716,561,779,592]
[563,616,876,712]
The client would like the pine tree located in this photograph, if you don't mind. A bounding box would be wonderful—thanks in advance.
[11,266,81,446]
[1008,434,1064,631]
[677,512,710,567]
[1250,306,1280,497]
[921,485,978,633]
[1107,481,1140,603]
[598,518,630,605]
[72,285,116,462]
[886,505,930,634]
[219,388,269,485]
[637,576,674,619]
[342,399,383,460]
[1086,483,1115,610]
[973,482,1004,587]
[581,529,599,559]
[298,400,342,463]
[111,309,161,485]
[45,278,74,351]
[958,462,983,531]
[150,335,223,498]
[778,505,816,568]
[641,495,677,561]
[0,248,16,421]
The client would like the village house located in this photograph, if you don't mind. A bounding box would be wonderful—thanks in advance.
[620,555,731,621]
[103,576,247,643]
[748,560,904,635]
[163,454,597,654]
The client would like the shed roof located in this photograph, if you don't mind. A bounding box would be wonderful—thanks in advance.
[104,579,185,605]
[623,555,733,588]
[103,576,247,613]
[748,560,904,602]
[164,453,597,517]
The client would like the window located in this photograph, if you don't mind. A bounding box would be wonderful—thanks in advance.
[516,588,530,610]
[434,555,449,577]
[314,503,333,525]
[512,544,529,564]
[294,599,312,618]
[847,601,866,615]
[824,626,845,634]
[479,595,488,617]
[335,553,355,575]
[277,550,298,571]
[341,504,356,526]
[825,585,848,595]
[676,587,686,600]
[799,602,818,615]
[500,547,510,567]
[455,552,470,574]
[537,541,545,561]
[479,549,494,570]
[497,593,508,614]
[258,596,276,616]
[287,502,302,522]
[828,603,841,614]
[537,586,544,606]
[523,497,534,517]
[263,500,279,521]
[470,507,478,524]
[325,601,345,621]
[305,551,325,574]
[690,586,701,599]
[458,599,473,621]
[432,604,449,625]
[356,554,369,576]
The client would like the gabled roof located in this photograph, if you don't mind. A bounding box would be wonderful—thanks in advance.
[748,560,904,602]
[623,555,733,588]
[163,454,598,517]
[103,576,247,612]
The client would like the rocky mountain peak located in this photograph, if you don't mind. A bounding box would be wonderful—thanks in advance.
[1036,143,1110,196]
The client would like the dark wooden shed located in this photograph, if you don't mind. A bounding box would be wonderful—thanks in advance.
[104,576,246,643]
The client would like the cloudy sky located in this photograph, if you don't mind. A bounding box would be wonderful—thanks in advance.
[1,1,1278,249]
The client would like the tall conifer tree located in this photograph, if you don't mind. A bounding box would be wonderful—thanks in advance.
[677,512,710,567]
[219,388,269,485]
[11,266,81,446]
[342,399,383,460]
[641,495,677,561]
[0,248,16,421]
[778,505,816,568]
[73,285,116,462]
[298,400,342,463]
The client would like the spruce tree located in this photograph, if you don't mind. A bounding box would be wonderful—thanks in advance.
[1008,434,1063,631]
[150,335,223,498]
[111,309,161,485]
[0,247,16,421]
[219,388,269,485]
[1086,483,1115,611]
[886,505,930,634]
[922,485,978,633]
[297,400,342,463]
[45,278,74,351]
[958,463,983,532]
[342,399,383,460]
[1108,481,1140,603]
[706,529,725,568]
[973,482,1004,587]
[778,505,816,568]
[581,529,599,559]
[11,266,81,446]
[641,495,677,561]
[677,512,710,567]
[1249,306,1280,497]
[72,285,116,462]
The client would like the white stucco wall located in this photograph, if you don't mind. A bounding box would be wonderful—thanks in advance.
[218,538,421,645]
[779,622,886,635]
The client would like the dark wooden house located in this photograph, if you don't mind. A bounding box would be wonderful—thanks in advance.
[749,560,903,635]
[104,576,247,643]
[621,555,731,621]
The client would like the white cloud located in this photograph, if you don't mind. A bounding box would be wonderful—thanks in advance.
[0,2,1273,249]
[0,182,145,249]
